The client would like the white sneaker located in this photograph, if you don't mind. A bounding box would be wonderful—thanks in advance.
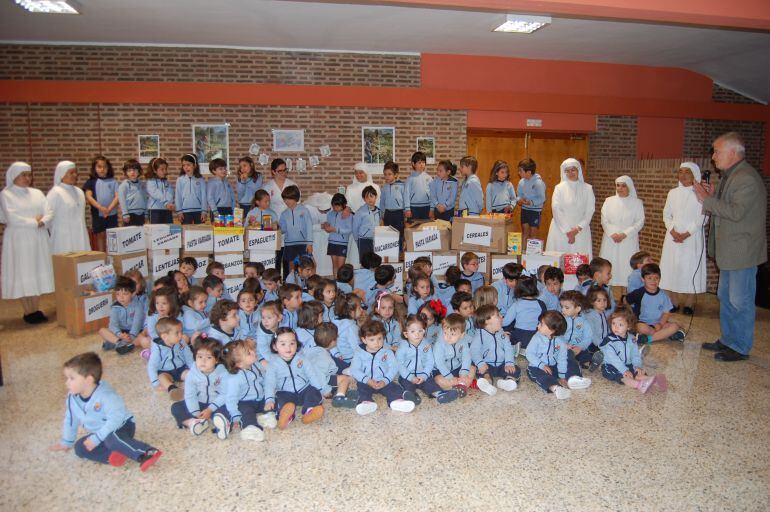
[257,413,277,429]
[553,386,572,400]
[476,377,498,396]
[496,379,518,392]
[240,425,265,442]
[519,347,527,357]
[189,419,209,436]
[341,367,352,376]
[212,413,230,440]
[512,342,521,359]
[355,401,378,416]
[389,399,415,413]
[567,376,592,390]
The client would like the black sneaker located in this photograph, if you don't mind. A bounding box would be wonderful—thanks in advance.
[702,340,727,352]
[436,389,459,404]
[588,351,604,372]
[115,341,135,355]
[402,390,420,406]
[682,307,694,316]
[670,305,680,313]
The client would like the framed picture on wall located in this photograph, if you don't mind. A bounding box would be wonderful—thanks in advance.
[272,129,305,152]
[362,126,395,174]
[417,136,436,164]
[137,135,160,164]
[192,124,229,173]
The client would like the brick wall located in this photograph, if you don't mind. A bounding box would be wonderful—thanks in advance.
[587,116,637,159]
[0,45,421,87]
[683,118,766,169]
[585,158,719,292]
[711,83,761,104]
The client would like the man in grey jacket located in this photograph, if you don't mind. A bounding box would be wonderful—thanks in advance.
[695,132,767,361]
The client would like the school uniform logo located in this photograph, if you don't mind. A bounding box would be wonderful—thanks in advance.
[93,402,101,412]
[214,377,222,386]
[297,359,304,368]
[423,346,430,353]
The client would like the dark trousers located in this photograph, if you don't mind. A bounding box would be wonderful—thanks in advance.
[281,245,307,280]
[275,387,323,414]
[602,364,639,384]
[125,213,145,226]
[527,356,582,392]
[236,399,266,428]
[399,376,441,396]
[433,208,454,222]
[575,347,596,366]
[409,205,430,220]
[479,363,520,382]
[149,209,173,224]
[506,327,537,349]
[357,238,374,265]
[383,209,405,251]
[357,380,405,405]
[181,212,204,225]
[332,356,351,374]
[73,420,154,464]
[171,400,229,427]
[239,203,251,217]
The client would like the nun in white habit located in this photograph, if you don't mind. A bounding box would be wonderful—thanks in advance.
[546,158,595,258]
[344,163,381,267]
[659,162,707,312]
[1,162,54,323]
[599,175,645,287]
[47,160,91,254]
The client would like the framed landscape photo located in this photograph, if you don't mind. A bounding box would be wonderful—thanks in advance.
[362,126,395,174]
[138,135,160,164]
[417,136,436,164]
[272,129,305,152]
[192,124,229,173]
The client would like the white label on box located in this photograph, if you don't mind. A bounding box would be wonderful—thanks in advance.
[461,251,487,273]
[214,232,245,253]
[522,253,560,271]
[107,227,144,255]
[490,256,519,281]
[217,253,244,276]
[84,294,111,323]
[392,262,404,293]
[192,256,209,279]
[184,229,214,253]
[405,252,431,271]
[249,251,278,269]
[120,254,149,277]
[144,224,182,250]
[412,229,443,251]
[374,226,400,261]
[223,278,244,298]
[462,223,492,246]
[76,260,106,286]
[432,254,457,276]
[151,253,180,276]
[247,230,281,252]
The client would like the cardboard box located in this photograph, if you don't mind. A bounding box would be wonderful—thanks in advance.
[144,224,182,251]
[490,255,521,282]
[248,251,279,270]
[61,291,113,337]
[183,225,214,253]
[52,251,108,295]
[183,254,210,279]
[431,252,458,276]
[521,252,561,272]
[404,220,451,252]
[246,229,282,252]
[110,252,149,277]
[214,227,245,253]
[223,278,244,298]
[217,252,244,277]
[405,251,431,272]
[451,216,514,254]
[106,226,144,255]
[149,249,180,277]
[460,251,489,275]
[391,262,404,292]
[374,226,400,262]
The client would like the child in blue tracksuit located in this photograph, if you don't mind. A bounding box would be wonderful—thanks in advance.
[526,311,581,399]
[330,293,364,371]
[458,156,483,216]
[370,294,403,350]
[380,161,405,250]
[516,157,546,245]
[175,153,207,225]
[627,250,653,295]
[236,156,263,217]
[146,317,194,399]
[599,310,664,393]
[432,313,475,393]
[404,151,432,220]
[278,185,313,278]
[264,328,325,429]
[502,277,547,350]
[306,322,357,408]
[205,300,245,345]
[579,257,617,315]
[99,276,144,355]
[626,263,685,344]
[559,291,597,368]
[170,338,230,436]
[323,193,353,273]
[436,266,461,310]
[429,160,458,222]
[295,301,322,349]
[83,155,119,252]
[182,286,211,337]
[485,160,517,213]
[278,283,302,329]
[222,339,275,441]
[539,267,564,312]
[237,288,261,340]
[286,255,315,290]
[471,305,520,395]
[206,158,236,220]
[460,252,485,292]
[352,186,381,264]
[51,353,161,470]
[145,157,175,224]
[118,159,147,226]
[408,273,436,315]
[244,189,278,228]
[352,320,417,416]
[254,300,282,364]
[354,252,381,295]
[492,262,523,317]
[397,314,458,404]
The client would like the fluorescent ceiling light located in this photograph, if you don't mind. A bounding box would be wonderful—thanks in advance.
[494,14,551,33]
[14,0,79,14]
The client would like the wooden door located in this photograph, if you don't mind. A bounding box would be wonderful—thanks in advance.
[466,130,589,241]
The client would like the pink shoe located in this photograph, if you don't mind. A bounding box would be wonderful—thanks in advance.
[653,374,668,392]
[637,376,655,394]
[140,349,150,362]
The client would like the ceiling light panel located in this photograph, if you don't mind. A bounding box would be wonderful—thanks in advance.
[14,0,79,14]
[494,14,551,34]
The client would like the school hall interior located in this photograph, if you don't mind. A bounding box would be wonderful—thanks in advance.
[0,0,769,510]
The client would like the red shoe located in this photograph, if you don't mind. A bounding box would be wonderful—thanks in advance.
[470,379,479,390]
[108,451,128,467]
[139,450,162,472]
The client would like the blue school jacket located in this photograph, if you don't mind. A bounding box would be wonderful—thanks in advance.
[600,333,643,373]
[237,175,263,206]
[108,299,145,337]
[471,328,515,368]
[351,344,399,383]
[432,333,472,377]
[326,209,353,245]
[502,298,547,331]
[380,180,405,211]
[279,309,298,329]
[238,309,259,339]
[352,204,381,240]
[429,176,458,211]
[147,337,194,387]
[485,181,517,212]
[279,205,314,247]
[526,331,569,378]
[458,175,483,215]
[561,314,594,352]
[175,175,207,214]
[517,174,546,211]
[263,354,312,405]
[462,270,485,292]
[296,327,316,350]
[404,171,432,210]
[207,176,236,212]
[579,280,617,314]
[299,345,338,396]
[205,325,244,345]
[539,288,561,312]
[435,282,456,310]
[146,177,174,211]
[583,309,609,348]
[181,305,210,337]
[118,179,147,216]
[627,268,644,294]
[60,381,134,448]
[225,363,265,423]
[183,364,229,415]
[330,318,358,363]
[492,280,517,317]
[396,339,435,381]
[254,323,275,362]
[353,268,375,293]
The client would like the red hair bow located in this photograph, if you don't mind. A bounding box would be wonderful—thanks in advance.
[429,299,447,319]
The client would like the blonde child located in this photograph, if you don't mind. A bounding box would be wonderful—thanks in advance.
[471,305,519,396]
[472,285,498,311]
[432,313,475,395]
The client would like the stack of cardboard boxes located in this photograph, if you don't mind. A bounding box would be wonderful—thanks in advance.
[52,251,112,336]
[182,225,214,283]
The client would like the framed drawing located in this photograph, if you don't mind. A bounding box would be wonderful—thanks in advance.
[192,124,229,173]
[417,136,436,164]
[272,129,305,152]
[138,135,160,164]
[361,126,395,174]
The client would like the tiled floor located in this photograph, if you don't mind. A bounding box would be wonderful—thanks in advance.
[0,294,768,511]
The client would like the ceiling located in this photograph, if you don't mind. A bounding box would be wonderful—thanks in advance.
[1,0,769,103]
